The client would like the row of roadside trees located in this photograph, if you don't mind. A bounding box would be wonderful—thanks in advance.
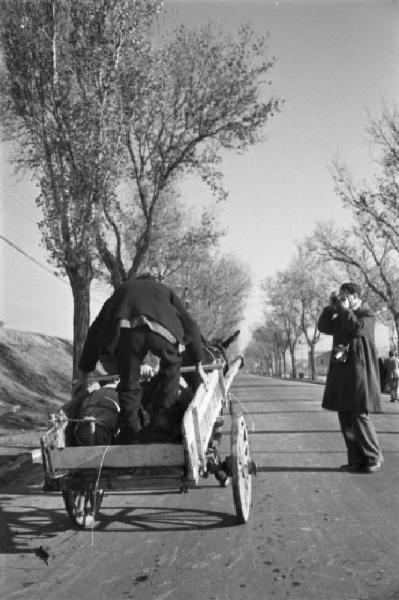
[246,108,399,379]
[0,0,283,375]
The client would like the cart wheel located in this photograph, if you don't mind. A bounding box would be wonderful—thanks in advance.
[62,487,104,529]
[230,414,252,524]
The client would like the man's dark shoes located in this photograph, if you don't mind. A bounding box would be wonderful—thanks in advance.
[340,459,383,473]
[339,463,364,472]
[362,459,383,473]
[116,410,144,444]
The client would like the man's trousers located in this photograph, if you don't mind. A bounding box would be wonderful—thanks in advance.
[338,411,383,466]
[115,326,181,432]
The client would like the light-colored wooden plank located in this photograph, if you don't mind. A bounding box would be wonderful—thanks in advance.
[193,373,223,456]
[48,443,185,470]
[182,356,243,474]
[31,448,42,463]
[182,405,200,482]
[182,368,226,479]
[224,356,243,391]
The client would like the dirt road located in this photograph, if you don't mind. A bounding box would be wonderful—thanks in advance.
[1,374,398,600]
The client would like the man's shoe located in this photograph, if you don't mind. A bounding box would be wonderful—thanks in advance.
[363,459,383,473]
[339,463,364,472]
[116,411,143,443]
[363,463,382,473]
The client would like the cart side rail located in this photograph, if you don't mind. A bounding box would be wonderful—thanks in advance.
[182,355,243,482]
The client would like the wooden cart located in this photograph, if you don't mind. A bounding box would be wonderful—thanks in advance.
[33,355,256,528]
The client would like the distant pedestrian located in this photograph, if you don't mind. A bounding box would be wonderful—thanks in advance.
[317,282,383,474]
[384,350,399,402]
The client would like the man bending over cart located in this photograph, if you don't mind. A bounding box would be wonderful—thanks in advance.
[65,274,207,441]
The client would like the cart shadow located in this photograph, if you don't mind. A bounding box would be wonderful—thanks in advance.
[0,492,239,554]
[250,429,338,434]
[241,410,326,414]
[92,505,238,532]
[0,495,73,555]
[256,466,339,472]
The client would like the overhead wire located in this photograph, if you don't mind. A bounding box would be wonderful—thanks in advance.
[0,233,69,284]
[1,180,111,302]
[0,234,110,304]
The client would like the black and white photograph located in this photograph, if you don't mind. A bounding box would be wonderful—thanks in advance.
[0,1,398,599]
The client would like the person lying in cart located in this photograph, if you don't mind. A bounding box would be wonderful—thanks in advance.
[66,274,207,441]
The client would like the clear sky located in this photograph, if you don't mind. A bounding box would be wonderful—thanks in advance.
[1,0,398,348]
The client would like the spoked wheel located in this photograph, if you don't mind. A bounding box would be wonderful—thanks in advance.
[62,483,104,529]
[230,414,252,524]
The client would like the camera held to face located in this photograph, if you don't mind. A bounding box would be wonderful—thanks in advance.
[330,292,344,307]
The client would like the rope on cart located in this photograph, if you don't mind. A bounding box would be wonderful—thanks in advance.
[91,444,111,548]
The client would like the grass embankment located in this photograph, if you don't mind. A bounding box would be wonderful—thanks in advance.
[0,328,72,429]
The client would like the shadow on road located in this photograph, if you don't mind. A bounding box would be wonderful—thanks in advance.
[0,500,69,555]
[233,383,322,389]
[91,505,238,533]
[256,466,339,472]
[250,429,338,434]
[233,397,321,402]
[244,410,326,414]
[0,493,239,554]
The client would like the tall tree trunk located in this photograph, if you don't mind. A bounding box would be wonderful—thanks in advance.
[267,354,273,376]
[272,350,278,376]
[70,273,92,380]
[309,342,317,380]
[276,351,281,377]
[282,351,286,377]
[290,347,297,378]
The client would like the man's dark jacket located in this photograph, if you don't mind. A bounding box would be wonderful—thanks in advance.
[317,302,381,413]
[79,279,203,372]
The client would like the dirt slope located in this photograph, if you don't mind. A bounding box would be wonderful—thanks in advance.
[0,328,72,428]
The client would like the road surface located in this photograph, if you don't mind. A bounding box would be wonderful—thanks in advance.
[1,373,398,600]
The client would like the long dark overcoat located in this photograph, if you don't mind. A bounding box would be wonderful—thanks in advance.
[317,302,381,413]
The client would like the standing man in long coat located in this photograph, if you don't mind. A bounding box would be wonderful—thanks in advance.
[317,282,383,473]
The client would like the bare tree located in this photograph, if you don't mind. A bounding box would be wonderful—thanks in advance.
[97,22,283,284]
[246,325,277,376]
[317,108,399,348]
[337,108,399,254]
[171,252,251,341]
[0,0,161,373]
[311,219,399,348]
[97,184,223,285]
[261,273,302,378]
[0,1,282,372]
[288,244,342,379]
